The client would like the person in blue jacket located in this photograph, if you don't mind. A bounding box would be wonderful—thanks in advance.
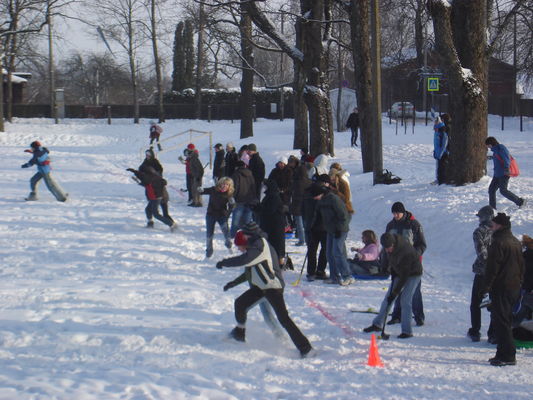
[21,141,68,202]
[485,137,525,210]
[432,115,449,185]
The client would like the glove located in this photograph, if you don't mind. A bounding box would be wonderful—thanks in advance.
[223,281,237,291]
[178,156,184,162]
[126,168,135,172]
[21,163,30,168]
[197,187,204,193]
[334,231,342,239]
[216,261,224,269]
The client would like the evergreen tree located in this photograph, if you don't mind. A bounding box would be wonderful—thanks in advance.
[183,19,195,89]
[172,22,185,92]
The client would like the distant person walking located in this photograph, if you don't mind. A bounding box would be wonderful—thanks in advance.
[21,141,68,202]
[345,108,360,147]
[485,137,526,210]
[149,121,163,151]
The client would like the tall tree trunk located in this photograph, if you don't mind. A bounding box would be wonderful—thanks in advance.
[239,6,254,139]
[194,4,205,120]
[128,24,139,124]
[301,0,333,156]
[293,12,308,151]
[349,0,374,172]
[414,0,425,68]
[0,57,4,132]
[150,0,164,122]
[429,0,487,184]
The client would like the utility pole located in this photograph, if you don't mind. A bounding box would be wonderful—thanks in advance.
[371,0,383,184]
[48,2,57,123]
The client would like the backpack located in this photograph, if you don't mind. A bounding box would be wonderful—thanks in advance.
[494,153,520,177]
[376,169,402,185]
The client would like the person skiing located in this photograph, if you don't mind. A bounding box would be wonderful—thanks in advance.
[149,120,163,151]
[215,222,314,358]
[21,141,68,202]
[197,177,234,258]
[485,137,526,210]
[345,108,360,147]
[126,166,177,232]
[467,205,495,342]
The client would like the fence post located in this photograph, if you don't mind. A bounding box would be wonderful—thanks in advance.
[501,98,505,131]
[519,101,523,132]
[209,131,213,169]
[253,104,257,122]
[208,104,212,123]
[107,106,112,125]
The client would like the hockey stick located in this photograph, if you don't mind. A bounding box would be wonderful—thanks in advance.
[378,299,393,340]
[291,253,308,287]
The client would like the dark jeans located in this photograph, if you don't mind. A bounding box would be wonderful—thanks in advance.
[488,176,522,209]
[306,230,327,276]
[350,127,359,146]
[186,174,193,201]
[437,154,448,184]
[470,274,494,336]
[234,286,311,353]
[145,199,174,227]
[491,288,520,362]
[206,214,230,252]
[391,279,425,322]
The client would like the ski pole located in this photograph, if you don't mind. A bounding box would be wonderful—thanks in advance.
[291,252,308,287]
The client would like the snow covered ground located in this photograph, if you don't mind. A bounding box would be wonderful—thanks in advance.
[0,115,532,399]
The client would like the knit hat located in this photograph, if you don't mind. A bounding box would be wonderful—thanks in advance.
[234,230,248,247]
[391,202,406,213]
[214,143,223,149]
[248,143,257,152]
[476,205,494,220]
[187,143,195,150]
[492,212,511,228]
[278,156,288,165]
[30,141,41,149]
[380,233,396,249]
[309,183,328,197]
[241,221,261,236]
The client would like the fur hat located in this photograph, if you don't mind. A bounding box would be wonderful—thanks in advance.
[380,233,396,249]
[476,205,494,220]
[248,143,257,152]
[492,212,511,228]
[234,231,248,247]
[522,234,533,250]
[391,202,406,214]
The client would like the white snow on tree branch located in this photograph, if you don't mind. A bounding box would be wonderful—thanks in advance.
[461,68,483,97]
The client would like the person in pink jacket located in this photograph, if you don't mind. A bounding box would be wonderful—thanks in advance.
[349,230,382,276]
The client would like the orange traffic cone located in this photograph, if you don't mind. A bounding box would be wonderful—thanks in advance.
[367,333,384,367]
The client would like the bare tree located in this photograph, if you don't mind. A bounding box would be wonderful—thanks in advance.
[144,0,165,122]
[90,0,146,123]
[427,0,526,185]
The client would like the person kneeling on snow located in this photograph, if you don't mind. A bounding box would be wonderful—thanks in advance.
[349,230,383,277]
[363,233,423,339]
[215,221,314,358]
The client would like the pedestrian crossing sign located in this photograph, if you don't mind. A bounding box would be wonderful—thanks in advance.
[428,77,439,92]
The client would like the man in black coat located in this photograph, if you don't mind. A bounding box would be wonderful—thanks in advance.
[364,233,423,338]
[212,143,225,183]
[482,213,525,366]
[230,161,257,237]
[189,150,204,207]
[248,143,265,200]
[224,142,239,177]
[345,108,360,147]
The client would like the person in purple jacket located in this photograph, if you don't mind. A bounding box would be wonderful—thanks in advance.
[349,230,382,276]
[485,137,526,210]
[21,141,68,202]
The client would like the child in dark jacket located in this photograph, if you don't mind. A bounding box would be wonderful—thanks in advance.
[127,167,177,232]
[198,177,234,258]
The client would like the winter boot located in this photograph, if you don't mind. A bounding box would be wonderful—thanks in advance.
[25,192,38,201]
[157,143,162,151]
[225,238,232,249]
[170,223,178,232]
[229,327,245,342]
[146,220,154,228]
[206,247,214,258]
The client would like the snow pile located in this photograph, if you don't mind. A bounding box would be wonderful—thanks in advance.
[0,115,531,399]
